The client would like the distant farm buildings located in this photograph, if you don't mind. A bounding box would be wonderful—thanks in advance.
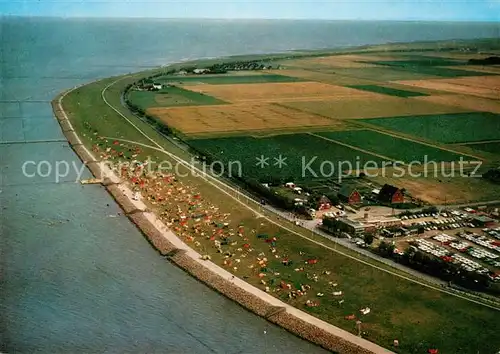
[378,184,404,204]
[317,195,332,210]
[324,217,366,236]
[338,185,361,204]
[193,68,210,74]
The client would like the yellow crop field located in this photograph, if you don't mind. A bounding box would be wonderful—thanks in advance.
[282,95,468,120]
[147,103,345,135]
[439,75,500,90]
[183,81,379,103]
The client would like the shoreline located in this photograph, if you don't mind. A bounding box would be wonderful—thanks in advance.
[52,83,394,354]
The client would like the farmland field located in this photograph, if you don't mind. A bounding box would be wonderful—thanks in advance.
[158,74,303,85]
[281,96,468,120]
[128,86,225,109]
[67,39,500,354]
[413,94,500,114]
[188,133,388,182]
[321,67,439,81]
[315,130,468,162]
[267,69,377,86]
[392,65,494,78]
[147,103,344,136]
[464,141,500,155]
[361,112,500,143]
[360,56,492,78]
[371,170,500,204]
[446,65,500,75]
[347,84,429,97]
[366,57,465,67]
[285,55,382,69]
[395,78,500,99]
[183,81,378,102]
[438,75,500,90]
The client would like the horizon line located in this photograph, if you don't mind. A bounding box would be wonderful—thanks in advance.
[3,15,500,23]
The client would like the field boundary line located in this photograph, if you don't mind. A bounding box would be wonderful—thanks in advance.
[308,132,395,161]
[456,139,500,146]
[363,128,484,160]
[351,121,485,161]
[100,76,500,312]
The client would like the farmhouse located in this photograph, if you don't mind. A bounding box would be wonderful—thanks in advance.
[153,83,163,90]
[142,81,154,90]
[378,184,404,204]
[338,185,362,204]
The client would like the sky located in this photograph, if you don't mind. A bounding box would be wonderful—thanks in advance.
[1,0,500,21]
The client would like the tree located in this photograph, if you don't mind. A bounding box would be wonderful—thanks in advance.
[363,233,374,245]
[377,241,395,257]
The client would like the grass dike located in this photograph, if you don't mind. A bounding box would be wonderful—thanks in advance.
[52,89,393,354]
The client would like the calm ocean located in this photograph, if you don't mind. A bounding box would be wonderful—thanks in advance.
[1,17,499,352]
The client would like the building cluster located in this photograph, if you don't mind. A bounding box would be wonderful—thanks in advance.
[338,183,404,205]
[322,214,403,237]
[136,79,164,91]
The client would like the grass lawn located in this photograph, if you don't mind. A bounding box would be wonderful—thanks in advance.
[361,112,500,143]
[315,130,467,163]
[188,133,388,182]
[348,85,429,98]
[158,74,303,85]
[127,86,226,110]
[61,54,500,354]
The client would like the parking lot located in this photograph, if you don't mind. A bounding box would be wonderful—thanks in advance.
[401,210,476,232]
[394,223,500,281]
